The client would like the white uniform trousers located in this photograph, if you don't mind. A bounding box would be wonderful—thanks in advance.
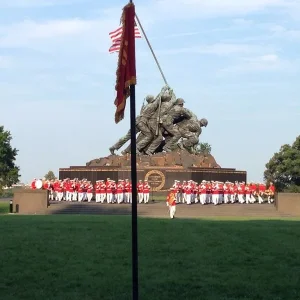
[212,194,218,205]
[223,194,229,204]
[72,192,77,201]
[200,193,206,205]
[230,194,235,203]
[57,192,64,201]
[182,193,186,203]
[250,195,256,203]
[95,193,101,203]
[238,194,245,203]
[78,192,83,202]
[194,194,199,203]
[186,194,191,205]
[206,194,212,204]
[87,193,93,202]
[245,194,251,204]
[168,205,176,218]
[219,194,223,204]
[144,193,149,203]
[66,191,72,201]
[138,193,144,203]
[107,193,113,203]
[258,194,264,203]
[126,192,132,203]
[117,193,124,204]
[100,193,106,203]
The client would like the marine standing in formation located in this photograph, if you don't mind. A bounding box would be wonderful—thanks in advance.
[109,85,208,156]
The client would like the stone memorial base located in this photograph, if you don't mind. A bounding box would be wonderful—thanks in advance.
[59,150,247,193]
[13,189,49,214]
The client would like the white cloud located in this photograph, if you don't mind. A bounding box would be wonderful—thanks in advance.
[156,43,269,56]
[259,54,279,63]
[146,0,293,20]
[251,54,279,62]
[0,0,83,7]
[269,25,300,39]
[0,18,117,51]
[219,54,296,73]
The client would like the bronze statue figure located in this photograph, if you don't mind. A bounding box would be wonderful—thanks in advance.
[108,85,208,156]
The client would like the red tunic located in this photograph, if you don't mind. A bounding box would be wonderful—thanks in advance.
[31,181,36,189]
[143,184,150,193]
[167,192,176,206]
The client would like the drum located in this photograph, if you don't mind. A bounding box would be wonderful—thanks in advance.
[35,179,43,189]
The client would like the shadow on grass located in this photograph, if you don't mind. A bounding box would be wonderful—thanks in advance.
[46,200,169,216]
[47,201,132,215]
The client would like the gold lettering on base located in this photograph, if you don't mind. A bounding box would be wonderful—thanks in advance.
[144,170,165,191]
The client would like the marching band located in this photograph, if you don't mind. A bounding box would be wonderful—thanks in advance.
[30,178,151,204]
[30,178,275,205]
[170,180,276,205]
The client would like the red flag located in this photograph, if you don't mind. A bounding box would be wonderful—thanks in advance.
[114,2,136,123]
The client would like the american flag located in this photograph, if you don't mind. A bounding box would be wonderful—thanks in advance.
[109,25,141,53]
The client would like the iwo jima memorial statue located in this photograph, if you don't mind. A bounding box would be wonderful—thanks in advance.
[59,84,246,193]
[59,11,246,193]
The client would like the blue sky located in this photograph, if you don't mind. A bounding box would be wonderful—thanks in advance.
[1,0,299,183]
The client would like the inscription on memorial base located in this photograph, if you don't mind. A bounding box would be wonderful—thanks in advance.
[145,170,165,191]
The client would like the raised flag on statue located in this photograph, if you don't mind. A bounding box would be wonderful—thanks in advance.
[109,24,141,53]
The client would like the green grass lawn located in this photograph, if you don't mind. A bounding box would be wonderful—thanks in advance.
[1,216,300,300]
[0,201,9,214]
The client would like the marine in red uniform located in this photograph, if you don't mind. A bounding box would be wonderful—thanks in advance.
[245,184,251,204]
[267,182,275,203]
[237,182,245,203]
[87,182,93,202]
[223,182,230,204]
[198,180,207,205]
[185,181,192,205]
[124,179,131,203]
[95,181,101,203]
[166,188,176,219]
[116,179,124,204]
[106,179,113,204]
[143,180,150,203]
[137,180,144,204]
[99,180,106,203]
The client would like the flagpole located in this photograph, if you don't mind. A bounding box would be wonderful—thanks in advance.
[130,83,138,300]
[135,14,168,85]
[129,1,139,300]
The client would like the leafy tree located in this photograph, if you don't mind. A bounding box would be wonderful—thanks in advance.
[0,126,20,194]
[44,170,56,181]
[195,142,212,155]
[264,135,300,192]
